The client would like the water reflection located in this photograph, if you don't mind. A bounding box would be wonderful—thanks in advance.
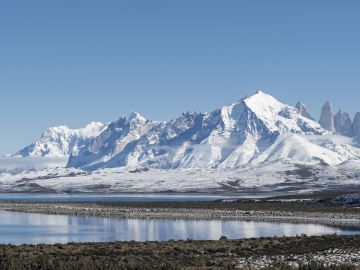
[0,211,358,245]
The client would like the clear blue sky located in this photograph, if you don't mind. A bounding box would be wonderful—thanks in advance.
[0,0,359,155]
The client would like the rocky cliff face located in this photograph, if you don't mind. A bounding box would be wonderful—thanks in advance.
[295,102,314,120]
[319,102,335,132]
[334,110,353,136]
[353,112,360,137]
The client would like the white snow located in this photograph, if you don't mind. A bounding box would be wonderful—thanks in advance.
[0,159,359,194]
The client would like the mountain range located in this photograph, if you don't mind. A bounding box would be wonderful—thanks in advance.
[11,91,360,171]
[2,91,360,194]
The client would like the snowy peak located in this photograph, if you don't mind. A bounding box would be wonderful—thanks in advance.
[74,122,108,137]
[128,112,147,126]
[241,91,285,132]
[241,91,284,120]
[41,122,106,140]
[243,91,283,111]
[16,122,106,157]
[236,91,324,135]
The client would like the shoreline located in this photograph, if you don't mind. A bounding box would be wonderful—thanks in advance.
[0,201,359,227]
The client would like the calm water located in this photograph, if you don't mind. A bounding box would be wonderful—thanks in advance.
[0,194,237,202]
[0,210,359,245]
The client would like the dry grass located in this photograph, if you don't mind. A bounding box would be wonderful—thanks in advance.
[0,234,359,269]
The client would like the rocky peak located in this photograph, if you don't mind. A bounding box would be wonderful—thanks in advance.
[128,112,147,125]
[295,102,315,120]
[334,110,353,136]
[319,101,335,132]
[352,112,360,137]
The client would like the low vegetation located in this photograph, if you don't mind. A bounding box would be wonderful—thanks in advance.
[0,234,359,269]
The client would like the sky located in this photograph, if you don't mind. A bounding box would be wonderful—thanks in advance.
[0,0,359,155]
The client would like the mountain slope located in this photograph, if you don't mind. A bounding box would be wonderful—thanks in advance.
[67,112,159,169]
[2,159,360,194]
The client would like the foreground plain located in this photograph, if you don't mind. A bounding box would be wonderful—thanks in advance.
[0,235,359,269]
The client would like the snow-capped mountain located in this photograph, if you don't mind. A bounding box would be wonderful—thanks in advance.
[16,122,106,157]
[2,91,360,194]
[66,91,360,171]
[9,91,360,173]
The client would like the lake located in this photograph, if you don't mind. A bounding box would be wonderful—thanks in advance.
[0,210,359,245]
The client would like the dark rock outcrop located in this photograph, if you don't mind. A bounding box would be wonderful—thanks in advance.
[319,101,335,132]
[334,110,353,136]
[352,112,360,137]
[295,102,315,120]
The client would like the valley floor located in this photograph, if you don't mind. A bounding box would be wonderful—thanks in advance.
[1,159,360,195]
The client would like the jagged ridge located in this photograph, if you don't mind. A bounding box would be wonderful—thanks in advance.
[14,91,360,172]
[67,91,358,171]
